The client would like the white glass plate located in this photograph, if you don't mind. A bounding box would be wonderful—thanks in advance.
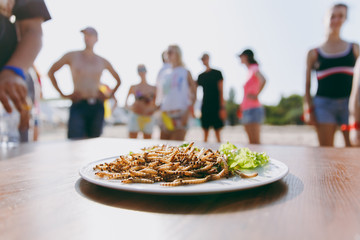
[79,157,289,195]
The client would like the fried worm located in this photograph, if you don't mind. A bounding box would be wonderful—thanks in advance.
[93,143,254,187]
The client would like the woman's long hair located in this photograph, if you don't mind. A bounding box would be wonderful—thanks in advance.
[168,44,185,67]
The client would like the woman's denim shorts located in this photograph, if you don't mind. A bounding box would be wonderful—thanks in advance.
[242,107,265,124]
[313,96,349,125]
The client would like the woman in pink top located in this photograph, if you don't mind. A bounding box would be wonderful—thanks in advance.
[239,49,267,144]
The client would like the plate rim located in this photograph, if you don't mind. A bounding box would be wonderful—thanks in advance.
[79,156,289,195]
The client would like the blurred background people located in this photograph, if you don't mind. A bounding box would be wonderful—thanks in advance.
[48,27,121,139]
[304,3,359,147]
[156,45,196,140]
[125,64,156,139]
[197,53,226,143]
[0,0,50,145]
[239,49,266,144]
[349,57,360,146]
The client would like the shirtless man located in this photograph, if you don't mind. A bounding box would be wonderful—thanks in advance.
[48,27,121,139]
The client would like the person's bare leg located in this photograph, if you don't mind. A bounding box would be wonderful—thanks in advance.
[203,128,209,142]
[215,129,221,143]
[143,133,152,139]
[244,123,261,144]
[129,132,138,139]
[341,130,351,147]
[171,129,186,141]
[33,126,39,141]
[316,124,336,146]
[160,131,171,140]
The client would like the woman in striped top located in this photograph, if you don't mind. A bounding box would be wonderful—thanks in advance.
[304,3,359,147]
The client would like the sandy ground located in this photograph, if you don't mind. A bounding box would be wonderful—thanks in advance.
[39,124,347,147]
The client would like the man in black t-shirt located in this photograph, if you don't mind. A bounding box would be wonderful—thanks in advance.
[197,53,226,142]
[0,0,51,113]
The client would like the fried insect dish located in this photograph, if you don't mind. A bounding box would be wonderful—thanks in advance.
[93,142,234,187]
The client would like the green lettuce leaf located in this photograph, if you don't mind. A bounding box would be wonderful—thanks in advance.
[178,143,190,148]
[179,143,199,151]
[219,142,269,170]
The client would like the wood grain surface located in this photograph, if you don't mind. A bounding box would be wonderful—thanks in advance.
[0,138,359,240]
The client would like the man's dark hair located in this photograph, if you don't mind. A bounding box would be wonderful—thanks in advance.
[333,3,348,10]
[333,3,348,18]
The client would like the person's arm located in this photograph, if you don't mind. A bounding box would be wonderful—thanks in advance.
[104,60,121,98]
[304,49,318,125]
[196,75,201,88]
[253,71,266,98]
[349,57,360,146]
[182,71,196,123]
[151,86,160,112]
[146,86,158,114]
[151,86,157,107]
[218,80,225,107]
[353,43,359,59]
[187,71,197,105]
[48,53,78,100]
[111,95,118,113]
[9,18,44,70]
[155,70,165,108]
[152,86,157,104]
[218,78,227,120]
[246,69,266,100]
[124,86,133,110]
[0,17,44,113]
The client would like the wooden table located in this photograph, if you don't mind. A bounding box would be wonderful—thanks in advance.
[1,138,359,240]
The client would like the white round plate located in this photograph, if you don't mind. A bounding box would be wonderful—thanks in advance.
[79,157,289,195]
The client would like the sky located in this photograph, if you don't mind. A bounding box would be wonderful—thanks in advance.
[35,0,360,106]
